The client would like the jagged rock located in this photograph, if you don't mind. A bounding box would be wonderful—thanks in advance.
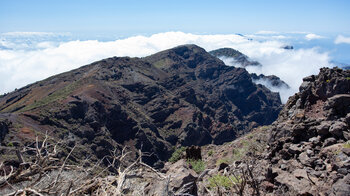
[343,131,350,140]
[165,159,198,195]
[342,148,350,156]
[330,174,350,196]
[325,94,350,118]
[218,162,229,171]
[345,113,350,125]
[323,137,337,147]
[288,144,302,155]
[309,136,321,146]
[274,168,315,195]
[250,73,290,89]
[316,121,331,136]
[298,152,315,167]
[329,121,348,138]
[261,68,350,195]
[0,119,11,144]
[261,181,274,192]
[265,167,277,183]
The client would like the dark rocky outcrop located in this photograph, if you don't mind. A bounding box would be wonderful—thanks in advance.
[266,67,350,195]
[250,73,290,89]
[185,146,202,160]
[210,47,290,92]
[0,119,11,144]
[209,47,261,67]
[0,44,282,167]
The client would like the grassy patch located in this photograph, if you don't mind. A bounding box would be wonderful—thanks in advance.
[260,125,270,131]
[343,142,350,149]
[20,80,82,112]
[208,174,241,190]
[216,158,230,166]
[232,148,246,161]
[188,159,205,174]
[168,146,186,163]
[208,149,214,156]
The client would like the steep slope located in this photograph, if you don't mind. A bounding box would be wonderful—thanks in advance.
[210,47,290,89]
[0,44,282,167]
[164,67,350,195]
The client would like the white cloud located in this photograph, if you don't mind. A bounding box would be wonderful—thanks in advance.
[305,33,324,40]
[334,35,350,44]
[287,31,310,34]
[255,30,280,35]
[253,78,293,103]
[220,46,330,103]
[1,32,71,37]
[0,31,331,103]
[2,32,55,36]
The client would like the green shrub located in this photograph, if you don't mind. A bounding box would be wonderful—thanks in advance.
[260,125,270,131]
[208,149,214,156]
[232,148,245,161]
[168,146,186,163]
[216,158,230,166]
[208,174,241,190]
[7,142,14,147]
[188,159,205,174]
[343,142,350,149]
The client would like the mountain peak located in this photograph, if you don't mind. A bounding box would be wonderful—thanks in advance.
[144,44,225,70]
[210,47,261,67]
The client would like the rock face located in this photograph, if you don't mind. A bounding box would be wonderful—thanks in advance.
[0,44,282,167]
[0,119,11,143]
[209,48,261,67]
[250,73,290,89]
[210,47,290,91]
[267,67,350,195]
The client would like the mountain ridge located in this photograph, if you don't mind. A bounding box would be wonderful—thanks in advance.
[0,44,282,167]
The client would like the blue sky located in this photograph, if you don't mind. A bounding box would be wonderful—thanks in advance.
[1,0,350,98]
[1,0,350,36]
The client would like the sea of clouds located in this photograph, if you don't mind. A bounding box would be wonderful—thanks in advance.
[0,31,339,103]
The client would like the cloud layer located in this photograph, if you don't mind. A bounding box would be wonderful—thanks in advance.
[335,35,350,44]
[0,31,331,103]
[305,33,324,40]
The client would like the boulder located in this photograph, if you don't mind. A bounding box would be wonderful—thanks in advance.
[323,137,337,147]
[329,174,350,196]
[325,94,350,118]
[165,159,198,195]
[316,121,331,136]
[329,121,348,138]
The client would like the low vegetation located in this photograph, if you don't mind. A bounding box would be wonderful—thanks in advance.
[187,159,205,174]
[344,141,350,148]
[168,146,186,163]
[208,174,236,190]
